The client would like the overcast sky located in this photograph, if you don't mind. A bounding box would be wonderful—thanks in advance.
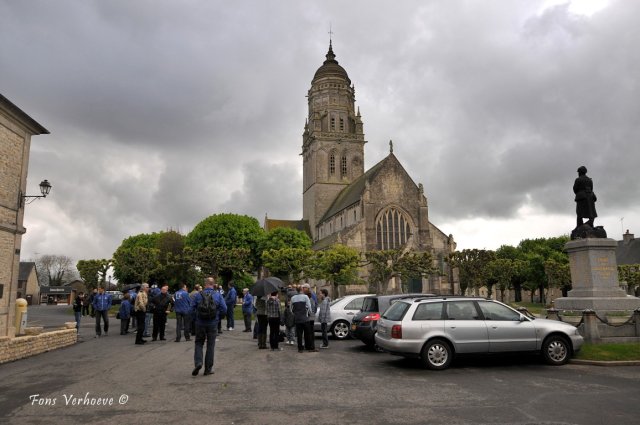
[2,0,638,264]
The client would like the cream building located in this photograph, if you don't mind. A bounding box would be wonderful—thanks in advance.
[267,43,458,294]
[0,94,48,337]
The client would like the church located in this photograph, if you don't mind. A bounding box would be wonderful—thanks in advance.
[266,42,458,295]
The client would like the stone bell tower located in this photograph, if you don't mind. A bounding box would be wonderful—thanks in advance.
[302,41,366,240]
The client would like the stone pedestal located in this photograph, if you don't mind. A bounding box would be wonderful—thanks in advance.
[554,238,640,312]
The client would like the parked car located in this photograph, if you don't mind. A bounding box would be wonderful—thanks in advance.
[106,291,124,305]
[375,296,584,370]
[350,293,430,347]
[314,294,374,340]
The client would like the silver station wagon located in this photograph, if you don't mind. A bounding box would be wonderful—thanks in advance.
[375,296,583,370]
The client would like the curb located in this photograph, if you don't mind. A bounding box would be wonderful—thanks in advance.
[570,359,640,366]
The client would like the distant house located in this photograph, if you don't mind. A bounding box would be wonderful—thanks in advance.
[18,262,40,305]
[616,230,640,265]
[64,279,88,301]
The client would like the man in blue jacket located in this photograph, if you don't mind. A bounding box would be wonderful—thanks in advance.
[173,283,192,342]
[92,287,112,338]
[191,277,227,376]
[225,282,237,331]
[241,288,253,332]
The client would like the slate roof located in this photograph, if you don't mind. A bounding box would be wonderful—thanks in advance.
[0,94,49,134]
[264,219,311,238]
[319,154,392,223]
[18,262,36,281]
[617,235,640,265]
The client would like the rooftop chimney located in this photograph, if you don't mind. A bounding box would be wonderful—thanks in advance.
[623,229,634,245]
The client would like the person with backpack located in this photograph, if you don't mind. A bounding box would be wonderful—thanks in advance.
[190,277,227,376]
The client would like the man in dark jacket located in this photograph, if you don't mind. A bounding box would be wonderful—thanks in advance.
[151,285,173,341]
[291,285,314,353]
[190,277,227,376]
[173,283,191,342]
[225,282,237,331]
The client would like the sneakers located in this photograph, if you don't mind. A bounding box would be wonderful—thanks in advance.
[227,327,234,331]
[320,345,329,349]
[203,370,214,376]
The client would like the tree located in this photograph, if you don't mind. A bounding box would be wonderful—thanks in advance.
[186,213,265,281]
[544,258,572,298]
[113,246,161,284]
[308,244,361,297]
[76,259,112,290]
[36,254,76,286]
[186,246,253,283]
[365,249,439,294]
[262,247,314,283]
[260,227,311,252]
[618,264,640,295]
[447,249,496,295]
[486,258,518,302]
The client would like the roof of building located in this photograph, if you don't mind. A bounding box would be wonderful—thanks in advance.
[617,234,640,265]
[18,262,37,282]
[264,219,311,237]
[319,153,394,223]
[0,93,49,135]
[312,42,351,84]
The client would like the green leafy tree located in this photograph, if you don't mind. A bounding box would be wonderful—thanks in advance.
[76,259,102,290]
[365,249,439,294]
[186,214,265,282]
[447,249,496,295]
[309,244,361,296]
[618,264,640,295]
[486,258,518,302]
[544,258,572,298]
[260,227,311,252]
[187,246,253,284]
[262,247,314,283]
[113,246,161,284]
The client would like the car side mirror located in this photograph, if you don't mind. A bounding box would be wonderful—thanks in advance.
[518,315,527,322]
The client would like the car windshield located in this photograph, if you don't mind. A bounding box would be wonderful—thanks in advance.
[361,297,378,312]
[330,297,344,306]
[382,301,410,321]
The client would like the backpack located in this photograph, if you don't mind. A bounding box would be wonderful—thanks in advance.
[197,291,218,320]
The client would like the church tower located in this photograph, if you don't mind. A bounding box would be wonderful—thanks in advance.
[302,42,366,240]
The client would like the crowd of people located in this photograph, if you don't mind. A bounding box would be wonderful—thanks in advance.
[72,278,332,376]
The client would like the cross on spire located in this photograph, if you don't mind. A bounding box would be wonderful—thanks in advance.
[328,24,334,44]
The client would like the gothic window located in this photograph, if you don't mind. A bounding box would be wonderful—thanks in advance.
[329,152,336,175]
[339,117,344,132]
[331,117,335,131]
[376,207,411,250]
[341,155,347,177]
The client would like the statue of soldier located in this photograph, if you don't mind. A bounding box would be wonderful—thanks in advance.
[573,166,597,229]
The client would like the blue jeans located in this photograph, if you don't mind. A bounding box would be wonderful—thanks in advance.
[74,311,81,332]
[194,322,218,371]
[144,312,152,337]
[226,303,235,329]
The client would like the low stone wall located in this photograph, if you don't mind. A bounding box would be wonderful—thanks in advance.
[0,328,77,364]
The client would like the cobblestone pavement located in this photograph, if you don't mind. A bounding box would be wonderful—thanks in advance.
[1,306,640,425]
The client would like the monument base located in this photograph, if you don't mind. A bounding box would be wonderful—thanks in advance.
[554,296,640,312]
[554,237,640,313]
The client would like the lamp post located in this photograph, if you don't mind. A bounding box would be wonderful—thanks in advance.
[20,179,52,207]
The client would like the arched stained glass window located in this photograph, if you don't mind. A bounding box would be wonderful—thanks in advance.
[376,208,411,250]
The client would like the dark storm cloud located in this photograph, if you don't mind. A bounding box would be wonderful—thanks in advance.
[2,0,638,260]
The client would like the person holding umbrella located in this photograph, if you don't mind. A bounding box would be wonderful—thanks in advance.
[251,276,284,349]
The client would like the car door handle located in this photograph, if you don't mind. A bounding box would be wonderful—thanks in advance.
[347,312,354,315]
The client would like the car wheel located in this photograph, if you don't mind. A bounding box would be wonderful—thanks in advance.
[331,320,351,340]
[421,339,453,370]
[542,335,570,365]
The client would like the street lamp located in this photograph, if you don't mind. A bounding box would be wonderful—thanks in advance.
[20,179,52,207]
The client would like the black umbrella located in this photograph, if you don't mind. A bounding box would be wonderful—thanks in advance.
[121,283,141,292]
[251,277,284,297]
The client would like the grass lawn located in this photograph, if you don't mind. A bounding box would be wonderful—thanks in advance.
[575,343,640,361]
[509,302,547,316]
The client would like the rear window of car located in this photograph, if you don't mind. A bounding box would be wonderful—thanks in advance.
[382,301,410,321]
[361,297,378,312]
[345,297,365,310]
[412,302,444,320]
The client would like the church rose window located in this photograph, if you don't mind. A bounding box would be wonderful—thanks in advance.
[329,153,336,175]
[376,208,411,250]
